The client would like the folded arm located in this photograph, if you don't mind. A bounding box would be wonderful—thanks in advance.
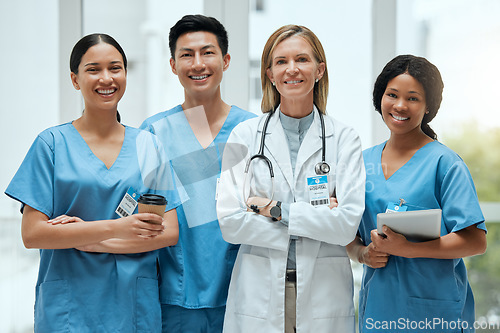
[76,209,179,253]
[21,205,170,251]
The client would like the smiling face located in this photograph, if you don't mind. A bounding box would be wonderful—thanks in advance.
[71,42,126,112]
[381,73,428,137]
[170,31,230,100]
[266,35,325,108]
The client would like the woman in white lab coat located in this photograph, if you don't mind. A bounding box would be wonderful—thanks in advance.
[216,25,365,333]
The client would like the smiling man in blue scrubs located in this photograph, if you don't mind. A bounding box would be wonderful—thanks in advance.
[140,14,256,333]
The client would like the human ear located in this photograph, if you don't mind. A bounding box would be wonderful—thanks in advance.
[222,53,231,71]
[170,58,177,75]
[316,62,326,80]
[266,67,274,84]
[70,72,80,90]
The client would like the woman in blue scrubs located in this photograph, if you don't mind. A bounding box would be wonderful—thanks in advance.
[5,34,180,332]
[347,55,487,333]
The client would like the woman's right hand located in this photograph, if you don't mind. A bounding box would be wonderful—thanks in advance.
[359,230,391,268]
[113,213,165,240]
[359,242,390,268]
[347,234,390,269]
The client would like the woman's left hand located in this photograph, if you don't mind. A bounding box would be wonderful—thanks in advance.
[329,197,338,209]
[48,215,85,225]
[370,226,410,256]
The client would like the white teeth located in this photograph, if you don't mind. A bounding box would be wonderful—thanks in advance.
[286,80,301,84]
[392,114,409,121]
[97,89,115,94]
[191,75,208,80]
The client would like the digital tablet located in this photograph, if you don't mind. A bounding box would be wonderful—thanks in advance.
[377,209,442,242]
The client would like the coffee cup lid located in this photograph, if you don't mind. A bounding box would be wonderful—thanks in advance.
[138,193,167,205]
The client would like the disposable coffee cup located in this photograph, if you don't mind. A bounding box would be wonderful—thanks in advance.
[137,194,167,224]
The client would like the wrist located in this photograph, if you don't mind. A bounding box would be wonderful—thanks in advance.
[357,243,369,265]
[357,248,365,265]
[105,219,119,239]
[400,241,417,258]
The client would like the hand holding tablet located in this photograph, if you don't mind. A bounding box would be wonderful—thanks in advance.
[377,209,442,242]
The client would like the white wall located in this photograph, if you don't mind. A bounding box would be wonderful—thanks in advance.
[0,0,60,218]
[0,2,60,331]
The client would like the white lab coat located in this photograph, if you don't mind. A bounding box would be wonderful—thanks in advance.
[217,108,365,333]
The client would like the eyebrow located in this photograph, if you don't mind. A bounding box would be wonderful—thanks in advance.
[178,44,217,53]
[387,87,423,96]
[273,53,310,60]
[84,60,123,67]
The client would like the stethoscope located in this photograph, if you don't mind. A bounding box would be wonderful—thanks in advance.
[243,107,330,212]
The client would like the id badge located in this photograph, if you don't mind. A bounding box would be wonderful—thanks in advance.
[307,175,330,207]
[385,201,408,213]
[116,187,139,217]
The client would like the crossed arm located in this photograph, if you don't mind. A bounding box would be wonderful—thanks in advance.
[22,205,179,254]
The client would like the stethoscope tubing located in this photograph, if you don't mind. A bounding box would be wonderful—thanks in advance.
[243,108,328,210]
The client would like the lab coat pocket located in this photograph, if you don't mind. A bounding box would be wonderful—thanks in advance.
[234,253,271,319]
[34,280,70,333]
[136,277,162,333]
[311,257,354,319]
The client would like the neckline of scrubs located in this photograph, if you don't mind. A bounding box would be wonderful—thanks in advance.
[69,122,129,172]
[179,105,235,151]
[379,140,437,181]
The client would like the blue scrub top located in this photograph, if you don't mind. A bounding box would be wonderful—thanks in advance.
[358,141,486,333]
[5,123,181,333]
[141,105,256,308]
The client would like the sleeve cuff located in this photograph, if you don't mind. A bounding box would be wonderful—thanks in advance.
[278,202,290,227]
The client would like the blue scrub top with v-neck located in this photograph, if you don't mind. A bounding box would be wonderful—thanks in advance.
[358,140,486,333]
[5,123,181,333]
[141,105,256,309]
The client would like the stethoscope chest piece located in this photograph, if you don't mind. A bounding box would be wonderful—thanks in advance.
[315,161,330,175]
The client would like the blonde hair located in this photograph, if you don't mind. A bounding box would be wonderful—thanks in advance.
[260,25,329,114]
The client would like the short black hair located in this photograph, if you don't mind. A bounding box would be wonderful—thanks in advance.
[70,33,127,74]
[373,54,444,140]
[169,14,228,59]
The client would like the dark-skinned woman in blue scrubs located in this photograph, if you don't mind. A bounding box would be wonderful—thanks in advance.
[347,55,487,333]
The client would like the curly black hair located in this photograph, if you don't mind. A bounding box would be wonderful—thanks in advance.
[373,55,444,140]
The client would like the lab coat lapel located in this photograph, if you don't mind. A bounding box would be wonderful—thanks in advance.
[262,112,295,192]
